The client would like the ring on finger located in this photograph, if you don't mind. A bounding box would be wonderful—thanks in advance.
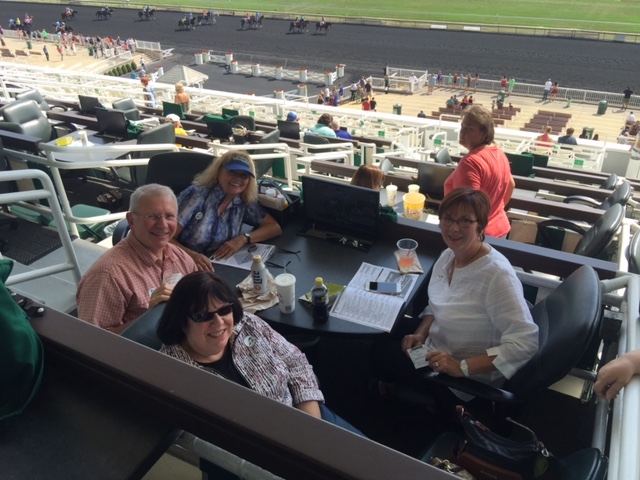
[435,361,439,368]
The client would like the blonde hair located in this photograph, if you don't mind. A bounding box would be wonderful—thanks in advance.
[194,151,258,203]
[175,82,185,93]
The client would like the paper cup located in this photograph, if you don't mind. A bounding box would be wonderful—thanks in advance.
[403,192,426,220]
[385,184,398,207]
[275,273,296,314]
[407,184,420,194]
[78,130,88,146]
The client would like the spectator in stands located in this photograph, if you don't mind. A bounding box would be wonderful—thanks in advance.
[550,82,559,101]
[452,95,459,106]
[508,77,516,95]
[350,82,358,101]
[173,151,282,270]
[579,129,590,139]
[446,96,455,108]
[500,76,507,91]
[140,76,155,108]
[460,95,469,109]
[630,122,640,136]
[351,164,385,190]
[626,111,636,124]
[76,184,197,333]
[372,188,538,405]
[496,97,504,109]
[557,127,578,145]
[157,271,364,435]
[418,110,427,118]
[173,83,191,114]
[330,119,352,140]
[536,126,554,147]
[362,97,371,111]
[369,96,377,112]
[622,87,634,111]
[444,105,515,238]
[542,78,552,101]
[473,73,480,93]
[309,113,337,137]
[593,133,600,141]
[286,111,299,122]
[42,45,49,61]
[324,86,331,104]
[595,350,640,401]
[316,91,324,105]
[384,74,390,93]
[166,114,188,136]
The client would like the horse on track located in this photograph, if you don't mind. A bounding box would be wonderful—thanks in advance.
[288,20,310,33]
[197,10,218,26]
[138,9,155,21]
[95,8,114,20]
[315,22,332,34]
[61,10,78,21]
[240,15,263,30]
[178,16,196,31]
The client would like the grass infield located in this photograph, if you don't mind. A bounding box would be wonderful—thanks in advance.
[140,0,640,34]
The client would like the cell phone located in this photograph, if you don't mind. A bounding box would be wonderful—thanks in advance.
[365,281,401,294]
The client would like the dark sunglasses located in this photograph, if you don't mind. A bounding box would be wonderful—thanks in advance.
[190,303,234,323]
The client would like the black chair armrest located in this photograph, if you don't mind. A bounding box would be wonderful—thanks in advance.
[563,195,600,208]
[419,371,519,404]
[537,218,587,248]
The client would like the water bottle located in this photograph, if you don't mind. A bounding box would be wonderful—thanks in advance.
[251,255,268,294]
[311,277,329,323]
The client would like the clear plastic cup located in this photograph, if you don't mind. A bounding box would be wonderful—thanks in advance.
[396,238,418,268]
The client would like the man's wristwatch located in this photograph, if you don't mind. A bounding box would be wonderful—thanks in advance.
[244,232,251,244]
[460,359,470,377]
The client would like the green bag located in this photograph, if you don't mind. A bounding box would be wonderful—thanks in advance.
[0,259,44,421]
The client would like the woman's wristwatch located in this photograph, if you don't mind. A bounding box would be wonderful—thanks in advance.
[244,232,251,244]
[460,359,470,377]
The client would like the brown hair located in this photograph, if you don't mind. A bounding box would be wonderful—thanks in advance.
[462,105,495,145]
[439,187,490,237]
[351,164,385,190]
[317,113,333,126]
[140,76,150,86]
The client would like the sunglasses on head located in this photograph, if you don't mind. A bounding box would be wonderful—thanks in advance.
[190,303,234,323]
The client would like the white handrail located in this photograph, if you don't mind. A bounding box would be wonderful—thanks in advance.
[0,170,82,286]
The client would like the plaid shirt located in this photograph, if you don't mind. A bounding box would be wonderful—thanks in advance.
[77,234,197,329]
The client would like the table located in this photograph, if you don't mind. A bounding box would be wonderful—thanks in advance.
[214,217,438,337]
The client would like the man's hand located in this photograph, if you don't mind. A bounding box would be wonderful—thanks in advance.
[148,283,174,309]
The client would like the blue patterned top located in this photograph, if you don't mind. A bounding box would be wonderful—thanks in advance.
[177,184,266,255]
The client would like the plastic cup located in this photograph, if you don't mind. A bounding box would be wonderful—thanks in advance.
[407,184,420,194]
[78,130,88,146]
[275,273,296,314]
[397,238,418,268]
[163,273,183,288]
[403,192,426,220]
[385,184,398,207]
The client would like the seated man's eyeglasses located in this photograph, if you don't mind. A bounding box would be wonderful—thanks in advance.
[133,213,177,222]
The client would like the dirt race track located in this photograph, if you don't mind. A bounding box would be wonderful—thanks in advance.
[4,2,640,94]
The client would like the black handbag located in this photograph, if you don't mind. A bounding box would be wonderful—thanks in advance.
[454,406,556,480]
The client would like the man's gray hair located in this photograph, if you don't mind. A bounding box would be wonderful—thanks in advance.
[129,184,177,213]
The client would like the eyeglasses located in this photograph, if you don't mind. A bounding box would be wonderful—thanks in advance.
[190,304,234,323]
[439,216,478,228]
[133,212,177,222]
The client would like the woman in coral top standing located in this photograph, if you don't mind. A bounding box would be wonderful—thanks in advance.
[444,105,515,238]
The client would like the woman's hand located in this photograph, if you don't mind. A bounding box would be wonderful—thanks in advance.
[427,350,464,377]
[190,251,214,272]
[402,333,426,352]
[212,236,247,260]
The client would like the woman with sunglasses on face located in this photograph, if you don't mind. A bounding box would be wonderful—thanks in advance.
[403,188,538,388]
[172,151,282,271]
[157,272,364,434]
[445,105,515,238]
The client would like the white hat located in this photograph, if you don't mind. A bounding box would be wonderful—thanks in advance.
[166,113,180,122]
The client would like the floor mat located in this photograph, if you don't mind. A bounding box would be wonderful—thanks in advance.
[0,215,63,265]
